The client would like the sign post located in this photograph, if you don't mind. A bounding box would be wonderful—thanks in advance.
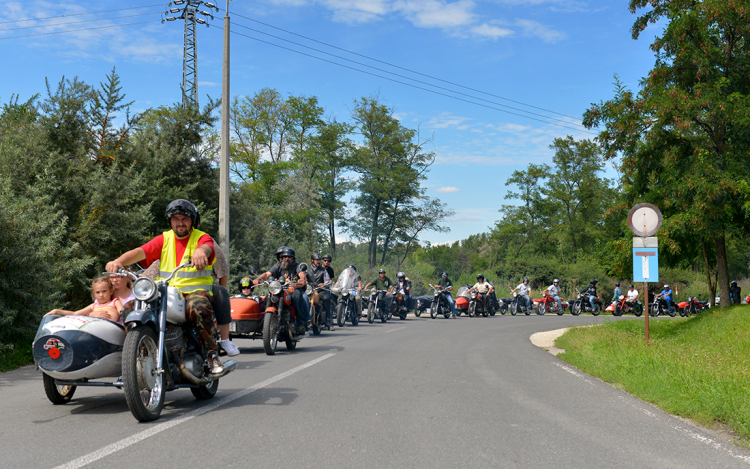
[628,203,663,345]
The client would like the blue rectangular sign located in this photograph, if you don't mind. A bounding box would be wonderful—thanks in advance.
[633,247,658,282]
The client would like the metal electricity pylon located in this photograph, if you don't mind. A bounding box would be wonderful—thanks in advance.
[162,0,218,108]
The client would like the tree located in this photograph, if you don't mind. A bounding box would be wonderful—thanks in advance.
[584,1,750,306]
[348,96,444,268]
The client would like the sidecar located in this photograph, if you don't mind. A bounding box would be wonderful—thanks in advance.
[33,315,124,381]
[454,286,471,315]
[413,295,432,317]
[229,296,264,342]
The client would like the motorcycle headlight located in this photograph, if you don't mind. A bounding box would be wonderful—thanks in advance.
[619,295,625,300]
[133,278,157,301]
[269,281,282,295]
[342,290,349,297]
[306,284,313,295]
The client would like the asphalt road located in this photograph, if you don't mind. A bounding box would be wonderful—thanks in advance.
[2,313,749,469]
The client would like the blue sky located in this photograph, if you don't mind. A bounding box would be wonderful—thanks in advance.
[1,0,661,244]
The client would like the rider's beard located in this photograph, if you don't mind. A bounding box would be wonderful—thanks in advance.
[280,259,289,270]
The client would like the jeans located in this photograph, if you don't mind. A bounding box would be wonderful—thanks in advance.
[445,293,457,315]
[588,295,596,310]
[292,289,310,325]
[522,294,530,310]
[664,297,673,311]
[552,295,562,309]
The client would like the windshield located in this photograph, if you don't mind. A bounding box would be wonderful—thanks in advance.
[456,286,470,298]
[336,268,358,289]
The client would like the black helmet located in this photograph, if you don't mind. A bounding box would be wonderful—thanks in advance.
[731,280,738,286]
[322,254,332,261]
[477,273,485,279]
[523,277,529,283]
[629,284,634,288]
[275,246,295,260]
[442,272,448,278]
[165,199,200,227]
[397,271,405,279]
[615,282,620,287]
[379,269,386,274]
[348,265,357,271]
[590,279,598,285]
[311,253,321,260]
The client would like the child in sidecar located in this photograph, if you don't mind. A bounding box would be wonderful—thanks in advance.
[46,275,125,323]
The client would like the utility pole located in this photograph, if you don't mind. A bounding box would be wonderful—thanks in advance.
[218,0,232,258]
[162,0,218,108]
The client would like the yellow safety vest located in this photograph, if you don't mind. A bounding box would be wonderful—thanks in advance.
[157,229,214,294]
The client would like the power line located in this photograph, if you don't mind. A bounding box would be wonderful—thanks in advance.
[215,26,595,135]
[0,12,163,33]
[222,8,582,123]
[0,20,161,41]
[229,20,587,130]
[0,4,163,25]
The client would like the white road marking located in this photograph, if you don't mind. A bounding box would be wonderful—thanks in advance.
[54,353,335,469]
[553,362,596,386]
[384,327,406,334]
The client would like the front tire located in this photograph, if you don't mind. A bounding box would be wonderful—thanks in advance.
[191,379,218,400]
[263,312,279,355]
[430,300,438,319]
[352,307,360,326]
[122,325,165,422]
[571,303,581,316]
[650,304,660,317]
[468,302,476,317]
[614,303,623,317]
[337,303,346,327]
[42,373,76,405]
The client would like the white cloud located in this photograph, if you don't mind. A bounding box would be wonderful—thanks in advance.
[436,186,460,193]
[470,23,514,39]
[428,112,472,129]
[395,0,477,28]
[515,19,566,43]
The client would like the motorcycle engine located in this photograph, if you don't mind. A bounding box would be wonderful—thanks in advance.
[182,353,204,377]
[164,326,184,353]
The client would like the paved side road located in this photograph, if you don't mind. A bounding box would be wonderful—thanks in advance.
[1,315,748,468]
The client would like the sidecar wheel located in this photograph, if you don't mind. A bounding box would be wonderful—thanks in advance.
[42,373,76,405]
[123,325,165,422]
[191,379,218,400]
[263,312,279,356]
[337,304,346,327]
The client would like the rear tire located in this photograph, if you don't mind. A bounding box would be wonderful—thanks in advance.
[191,379,218,400]
[42,373,76,405]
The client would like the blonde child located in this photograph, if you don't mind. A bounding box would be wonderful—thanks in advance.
[46,276,124,323]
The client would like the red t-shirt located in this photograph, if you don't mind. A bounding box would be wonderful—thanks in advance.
[141,232,215,268]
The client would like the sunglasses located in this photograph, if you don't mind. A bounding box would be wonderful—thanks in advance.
[323,259,330,262]
[241,285,251,289]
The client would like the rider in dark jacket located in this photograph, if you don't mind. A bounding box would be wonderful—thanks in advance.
[730,280,741,305]
[584,279,598,311]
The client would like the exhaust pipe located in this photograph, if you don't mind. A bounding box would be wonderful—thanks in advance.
[171,350,238,385]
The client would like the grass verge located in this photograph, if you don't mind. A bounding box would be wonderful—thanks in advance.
[555,305,750,443]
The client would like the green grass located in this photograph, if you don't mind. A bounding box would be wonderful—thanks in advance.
[0,342,33,373]
[556,305,750,442]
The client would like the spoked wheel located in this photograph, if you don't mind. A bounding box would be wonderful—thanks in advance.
[510,302,517,316]
[42,373,76,405]
[191,378,219,400]
[593,304,601,317]
[430,301,438,319]
[263,312,279,355]
[650,304,660,317]
[368,302,375,323]
[537,304,547,316]
[351,307,360,326]
[468,302,476,317]
[571,303,581,316]
[337,303,346,327]
[122,325,165,422]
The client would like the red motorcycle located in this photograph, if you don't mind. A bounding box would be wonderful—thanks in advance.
[611,295,643,317]
[534,291,567,316]
[676,296,709,316]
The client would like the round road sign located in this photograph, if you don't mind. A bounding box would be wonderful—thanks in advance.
[628,203,662,237]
